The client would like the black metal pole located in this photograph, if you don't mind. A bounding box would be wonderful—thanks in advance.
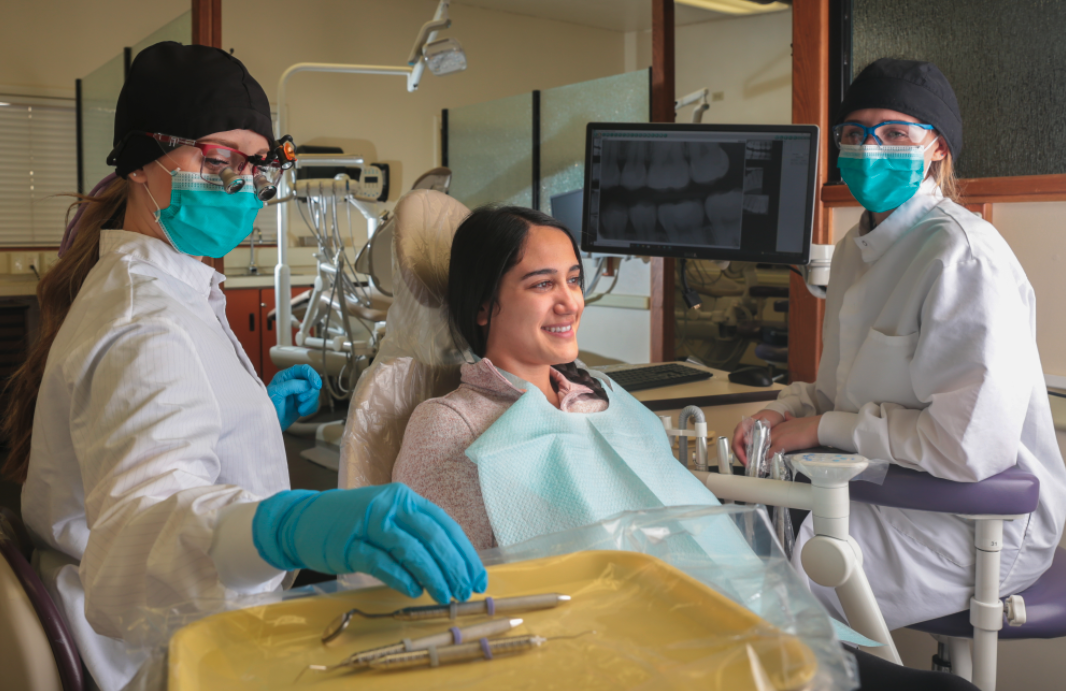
[123,47,132,79]
[75,78,84,194]
[532,90,541,210]
[441,109,449,167]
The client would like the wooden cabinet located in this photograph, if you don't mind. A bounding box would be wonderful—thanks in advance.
[224,286,309,382]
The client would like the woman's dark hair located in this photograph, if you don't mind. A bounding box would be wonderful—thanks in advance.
[447,205,608,402]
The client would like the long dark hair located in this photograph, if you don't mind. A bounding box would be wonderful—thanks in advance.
[447,205,608,401]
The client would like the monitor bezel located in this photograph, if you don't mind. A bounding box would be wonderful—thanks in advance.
[581,122,820,265]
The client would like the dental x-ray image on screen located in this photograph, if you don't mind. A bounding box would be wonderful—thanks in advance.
[581,123,819,265]
[597,139,746,248]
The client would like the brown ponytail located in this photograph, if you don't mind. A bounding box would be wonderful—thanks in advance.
[553,361,609,403]
[1,178,128,482]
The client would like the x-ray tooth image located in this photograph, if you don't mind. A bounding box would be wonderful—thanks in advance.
[648,142,690,190]
[600,142,622,188]
[745,140,773,161]
[630,201,658,237]
[744,167,764,192]
[689,142,730,185]
[600,202,629,239]
[705,189,744,247]
[743,194,770,215]
[620,141,649,190]
[657,200,705,242]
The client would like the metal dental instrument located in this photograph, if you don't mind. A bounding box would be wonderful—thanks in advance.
[746,419,770,479]
[302,617,524,676]
[322,593,569,644]
[369,631,595,672]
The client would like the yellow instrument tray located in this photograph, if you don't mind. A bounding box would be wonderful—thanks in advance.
[169,550,817,690]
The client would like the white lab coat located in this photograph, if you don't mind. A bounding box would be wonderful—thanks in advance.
[768,180,1066,630]
[22,230,290,690]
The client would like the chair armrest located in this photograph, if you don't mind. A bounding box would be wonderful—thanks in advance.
[850,464,1039,516]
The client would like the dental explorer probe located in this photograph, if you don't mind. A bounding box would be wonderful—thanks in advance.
[369,631,595,672]
[322,593,569,643]
[303,617,524,675]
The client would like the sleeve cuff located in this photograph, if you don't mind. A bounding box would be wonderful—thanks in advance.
[763,401,792,417]
[210,501,287,593]
[818,411,860,452]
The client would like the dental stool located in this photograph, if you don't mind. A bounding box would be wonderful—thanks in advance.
[0,510,83,691]
[850,464,1066,690]
[339,189,471,489]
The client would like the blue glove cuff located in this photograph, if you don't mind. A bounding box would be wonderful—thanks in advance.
[252,489,319,570]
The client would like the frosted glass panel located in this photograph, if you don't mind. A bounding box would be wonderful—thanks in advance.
[80,12,190,190]
[132,11,191,60]
[81,54,125,190]
[448,93,533,209]
[852,0,1066,179]
[540,70,650,210]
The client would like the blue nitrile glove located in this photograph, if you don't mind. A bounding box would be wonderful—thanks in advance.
[252,484,489,604]
[267,364,322,431]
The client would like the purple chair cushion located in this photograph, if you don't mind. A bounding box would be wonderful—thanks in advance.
[849,462,1040,516]
[0,531,84,691]
[910,547,1066,639]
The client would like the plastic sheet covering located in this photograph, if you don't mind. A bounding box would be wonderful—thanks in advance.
[338,189,472,489]
[119,505,857,691]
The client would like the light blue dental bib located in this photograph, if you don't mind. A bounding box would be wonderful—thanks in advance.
[466,369,879,648]
[465,370,720,548]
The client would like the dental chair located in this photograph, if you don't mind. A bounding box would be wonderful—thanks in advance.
[700,452,1066,691]
[0,509,83,691]
[339,189,471,488]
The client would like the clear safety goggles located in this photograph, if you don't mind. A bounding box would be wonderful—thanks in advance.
[135,131,292,199]
[832,121,937,149]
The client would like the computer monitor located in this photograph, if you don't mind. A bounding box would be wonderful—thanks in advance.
[548,188,584,246]
[582,123,820,264]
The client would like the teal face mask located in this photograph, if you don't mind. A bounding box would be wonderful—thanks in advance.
[837,139,936,213]
[148,165,263,258]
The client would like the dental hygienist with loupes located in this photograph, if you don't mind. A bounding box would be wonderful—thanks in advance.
[1,42,485,691]
[733,58,1066,631]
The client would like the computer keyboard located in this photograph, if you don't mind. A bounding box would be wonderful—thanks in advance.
[604,363,713,392]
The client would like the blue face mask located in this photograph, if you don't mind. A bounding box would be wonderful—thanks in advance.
[148,164,263,258]
[837,139,937,213]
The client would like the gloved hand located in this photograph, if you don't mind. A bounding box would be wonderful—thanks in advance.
[252,484,488,604]
[267,364,322,431]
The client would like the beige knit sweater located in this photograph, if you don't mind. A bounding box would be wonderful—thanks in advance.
[392,358,608,550]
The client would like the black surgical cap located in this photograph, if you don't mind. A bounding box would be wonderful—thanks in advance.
[106,42,275,178]
[837,58,963,159]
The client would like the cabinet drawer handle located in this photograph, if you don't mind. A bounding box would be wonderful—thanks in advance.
[249,314,255,331]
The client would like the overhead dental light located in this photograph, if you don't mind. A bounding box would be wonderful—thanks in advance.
[422,37,467,77]
[676,0,791,15]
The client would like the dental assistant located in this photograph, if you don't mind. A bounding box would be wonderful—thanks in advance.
[733,59,1066,629]
[1,43,485,691]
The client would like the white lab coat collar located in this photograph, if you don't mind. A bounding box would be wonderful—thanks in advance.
[98,229,222,299]
[853,178,943,264]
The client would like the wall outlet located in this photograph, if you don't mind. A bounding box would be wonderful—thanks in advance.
[9,252,37,275]
[40,251,60,274]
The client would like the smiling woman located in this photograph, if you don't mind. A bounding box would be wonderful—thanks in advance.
[392,205,611,549]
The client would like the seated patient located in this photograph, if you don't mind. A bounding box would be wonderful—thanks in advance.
[393,206,611,549]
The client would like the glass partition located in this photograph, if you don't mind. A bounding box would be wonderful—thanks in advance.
[79,11,190,190]
[851,0,1066,179]
[131,11,192,60]
[539,70,650,211]
[447,93,534,209]
[80,53,125,190]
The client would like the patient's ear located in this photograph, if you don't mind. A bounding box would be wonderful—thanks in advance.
[476,302,489,327]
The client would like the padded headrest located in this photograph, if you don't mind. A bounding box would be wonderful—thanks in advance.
[394,190,470,308]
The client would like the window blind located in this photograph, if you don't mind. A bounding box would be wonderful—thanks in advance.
[0,102,77,246]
